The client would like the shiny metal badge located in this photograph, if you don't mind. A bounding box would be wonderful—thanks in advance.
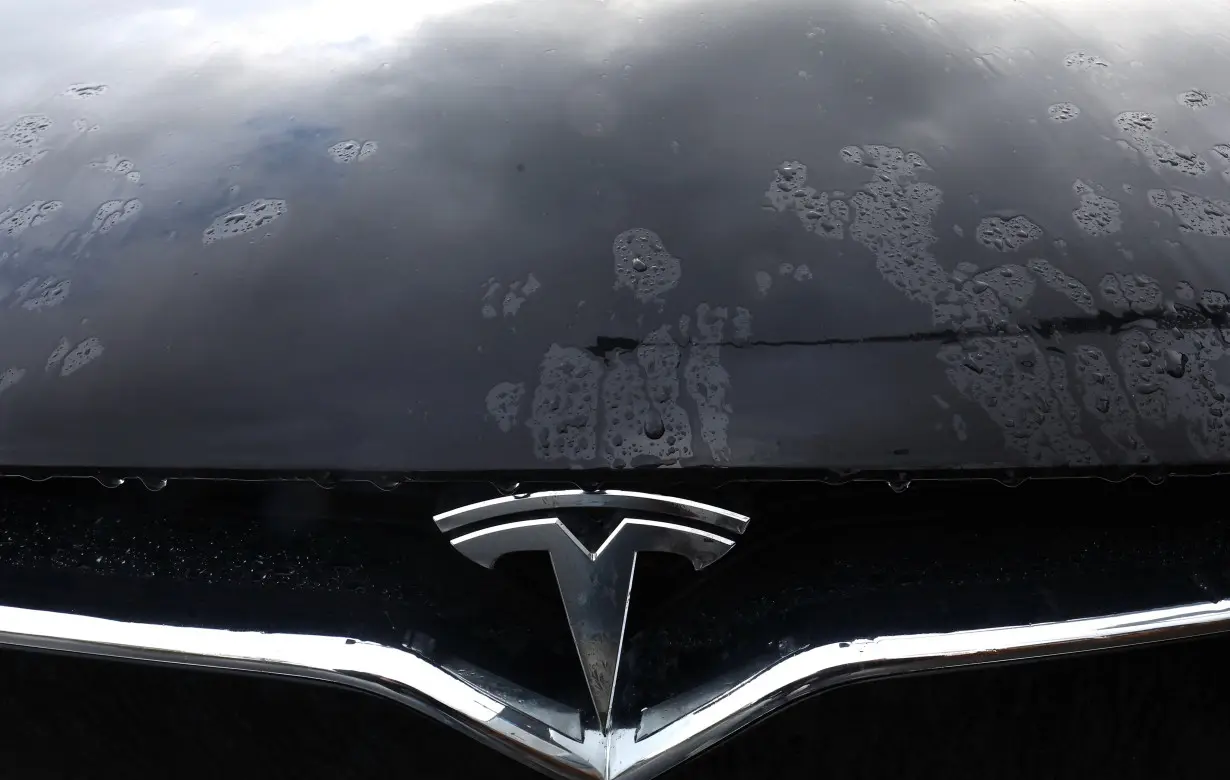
[434,490,749,732]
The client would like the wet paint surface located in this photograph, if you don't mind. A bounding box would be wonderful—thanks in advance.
[2,0,1230,473]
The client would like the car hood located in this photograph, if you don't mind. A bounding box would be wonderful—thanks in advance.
[1,0,1230,475]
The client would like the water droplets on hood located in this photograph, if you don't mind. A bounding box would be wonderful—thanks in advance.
[0,114,52,147]
[59,338,104,377]
[761,146,1113,465]
[20,278,71,311]
[485,382,526,433]
[643,406,665,439]
[1064,52,1109,70]
[940,337,1100,467]
[90,199,143,235]
[202,199,288,244]
[1116,112,1209,176]
[971,265,1034,310]
[327,139,379,164]
[685,304,732,462]
[600,325,695,468]
[1047,103,1080,122]
[482,274,541,318]
[1073,346,1153,463]
[0,367,26,395]
[1027,259,1098,316]
[510,300,743,467]
[0,148,49,177]
[0,201,63,238]
[1099,273,1162,315]
[755,270,772,296]
[1164,349,1188,378]
[89,153,138,176]
[764,160,849,238]
[1178,90,1213,109]
[1197,289,1229,317]
[976,216,1042,252]
[1071,180,1122,236]
[63,84,107,99]
[527,345,601,463]
[1148,189,1230,237]
[612,228,681,305]
[45,338,71,371]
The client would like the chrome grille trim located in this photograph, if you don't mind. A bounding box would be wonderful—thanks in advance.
[0,599,1226,780]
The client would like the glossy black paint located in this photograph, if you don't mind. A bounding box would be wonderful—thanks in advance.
[2,0,1230,474]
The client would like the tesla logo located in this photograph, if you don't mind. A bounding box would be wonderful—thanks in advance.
[433,490,749,730]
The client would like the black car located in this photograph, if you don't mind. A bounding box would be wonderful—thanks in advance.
[2,0,1230,776]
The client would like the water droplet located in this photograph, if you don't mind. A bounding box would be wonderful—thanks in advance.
[888,479,910,493]
[1164,349,1187,378]
[644,407,665,439]
[1178,89,1212,109]
[1047,102,1081,122]
[202,199,287,244]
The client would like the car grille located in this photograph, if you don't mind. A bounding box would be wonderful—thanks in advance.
[2,631,1226,777]
[0,475,1227,778]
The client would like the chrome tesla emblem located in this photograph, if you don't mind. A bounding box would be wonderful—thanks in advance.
[434,490,749,730]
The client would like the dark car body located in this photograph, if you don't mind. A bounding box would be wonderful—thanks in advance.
[2,0,1230,478]
[3,0,1230,777]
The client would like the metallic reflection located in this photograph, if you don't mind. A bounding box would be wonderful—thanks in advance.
[434,490,750,533]
[1,599,1227,780]
[451,516,736,730]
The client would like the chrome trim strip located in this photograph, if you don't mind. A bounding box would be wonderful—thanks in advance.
[0,605,603,780]
[433,490,750,534]
[614,601,1230,779]
[0,600,1227,780]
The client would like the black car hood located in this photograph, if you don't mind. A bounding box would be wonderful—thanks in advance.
[1,0,1229,475]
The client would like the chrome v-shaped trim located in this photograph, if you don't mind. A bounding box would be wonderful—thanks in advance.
[1,600,1229,780]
